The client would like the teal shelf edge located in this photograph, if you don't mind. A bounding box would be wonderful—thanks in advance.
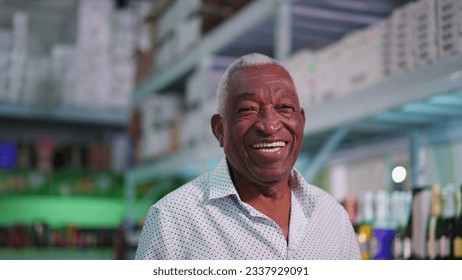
[0,248,114,260]
[0,103,129,127]
[0,195,152,228]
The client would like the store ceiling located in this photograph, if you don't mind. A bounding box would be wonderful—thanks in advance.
[0,0,412,55]
[0,0,77,50]
[218,0,412,56]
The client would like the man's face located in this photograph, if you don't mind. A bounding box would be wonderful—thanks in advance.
[213,64,306,187]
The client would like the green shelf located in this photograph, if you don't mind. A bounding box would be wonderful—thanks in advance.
[0,248,114,260]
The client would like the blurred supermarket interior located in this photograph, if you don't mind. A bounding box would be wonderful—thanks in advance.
[0,0,462,260]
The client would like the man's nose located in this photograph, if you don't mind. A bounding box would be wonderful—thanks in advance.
[254,107,282,135]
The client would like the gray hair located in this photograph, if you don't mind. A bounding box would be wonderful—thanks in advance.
[216,53,291,115]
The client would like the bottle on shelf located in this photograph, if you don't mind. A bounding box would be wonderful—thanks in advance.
[357,191,374,260]
[454,184,462,260]
[393,191,413,259]
[440,184,456,259]
[372,190,396,260]
[426,184,444,260]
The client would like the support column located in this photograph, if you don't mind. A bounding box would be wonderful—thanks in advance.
[274,0,292,61]
[304,126,350,182]
[410,129,425,187]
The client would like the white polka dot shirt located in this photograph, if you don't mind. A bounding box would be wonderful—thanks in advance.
[135,157,361,260]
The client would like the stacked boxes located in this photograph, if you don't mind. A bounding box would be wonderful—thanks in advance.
[154,0,202,70]
[283,0,462,106]
[22,55,53,106]
[51,45,76,107]
[74,0,113,109]
[0,0,137,111]
[437,0,462,58]
[0,28,11,102]
[283,50,316,109]
[7,12,28,104]
[341,24,385,94]
[390,2,415,76]
[181,56,228,151]
[140,95,183,159]
[380,18,394,77]
[412,0,438,67]
[110,9,136,109]
[312,41,346,103]
[179,99,217,151]
[185,56,230,109]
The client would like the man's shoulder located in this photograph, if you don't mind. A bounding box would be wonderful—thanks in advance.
[292,171,345,216]
[152,172,213,211]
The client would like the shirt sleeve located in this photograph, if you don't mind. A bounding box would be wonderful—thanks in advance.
[340,209,361,260]
[135,206,169,260]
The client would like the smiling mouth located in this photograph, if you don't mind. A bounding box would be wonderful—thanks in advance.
[251,141,287,153]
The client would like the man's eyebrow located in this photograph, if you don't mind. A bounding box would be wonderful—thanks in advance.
[234,92,256,99]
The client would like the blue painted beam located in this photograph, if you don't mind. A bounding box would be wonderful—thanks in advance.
[375,111,443,124]
[402,102,462,116]
[410,129,424,187]
[304,126,350,182]
[429,93,462,106]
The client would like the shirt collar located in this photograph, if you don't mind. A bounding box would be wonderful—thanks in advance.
[208,157,240,200]
[207,156,318,219]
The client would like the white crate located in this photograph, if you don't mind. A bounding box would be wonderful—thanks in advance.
[380,18,394,77]
[12,12,28,51]
[185,58,224,110]
[437,0,462,58]
[141,95,183,159]
[178,0,201,20]
[6,53,27,104]
[0,28,11,51]
[283,49,316,110]
[74,50,112,108]
[312,41,346,103]
[157,1,180,42]
[141,95,183,129]
[77,0,112,52]
[179,109,203,149]
[155,39,172,70]
[23,55,54,106]
[176,16,202,56]
[412,0,438,67]
[51,45,76,102]
[341,24,385,95]
[110,60,135,109]
[111,10,136,58]
[179,102,217,151]
[141,125,175,159]
[390,2,415,76]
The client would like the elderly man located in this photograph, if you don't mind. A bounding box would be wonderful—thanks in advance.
[135,53,360,260]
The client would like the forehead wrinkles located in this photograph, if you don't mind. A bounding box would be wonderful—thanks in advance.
[230,72,293,92]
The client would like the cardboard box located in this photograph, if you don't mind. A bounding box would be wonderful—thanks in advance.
[312,41,346,103]
[283,50,316,110]
[390,2,415,76]
[341,24,385,94]
[412,0,438,67]
[185,56,227,110]
[437,0,462,58]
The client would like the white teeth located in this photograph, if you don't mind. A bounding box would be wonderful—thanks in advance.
[259,147,281,153]
[251,141,286,149]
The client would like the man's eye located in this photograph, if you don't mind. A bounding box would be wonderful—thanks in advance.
[237,107,257,114]
[279,104,295,112]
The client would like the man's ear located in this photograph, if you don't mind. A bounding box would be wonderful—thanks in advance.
[301,107,306,127]
[211,114,224,147]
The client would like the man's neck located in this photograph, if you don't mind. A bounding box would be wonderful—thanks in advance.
[232,176,292,241]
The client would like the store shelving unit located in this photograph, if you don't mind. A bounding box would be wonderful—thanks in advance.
[0,103,129,127]
[126,0,462,225]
